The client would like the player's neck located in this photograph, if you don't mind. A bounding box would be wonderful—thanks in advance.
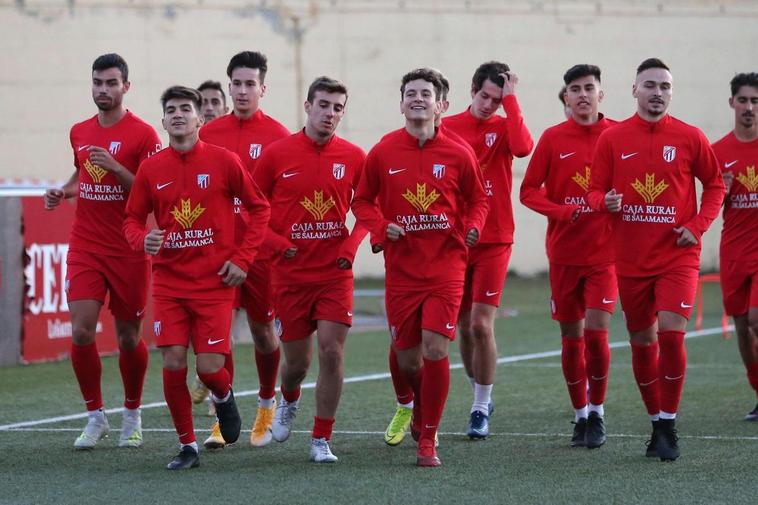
[572,111,599,126]
[405,120,436,147]
[97,106,127,128]
[636,108,666,123]
[304,124,333,146]
[169,132,200,153]
[733,124,758,142]
[234,107,257,120]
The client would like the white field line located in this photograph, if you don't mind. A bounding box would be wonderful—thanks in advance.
[0,325,731,431]
[4,427,758,442]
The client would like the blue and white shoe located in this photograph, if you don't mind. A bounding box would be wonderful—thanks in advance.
[467,410,490,439]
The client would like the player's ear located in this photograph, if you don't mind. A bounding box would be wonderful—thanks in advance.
[728,96,735,110]
[304,100,312,115]
[260,83,267,98]
[123,80,131,93]
[598,89,604,103]
[631,83,638,99]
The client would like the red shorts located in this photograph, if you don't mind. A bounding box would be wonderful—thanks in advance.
[152,296,233,354]
[274,278,353,342]
[720,258,758,316]
[386,282,464,351]
[549,262,617,322]
[617,267,698,332]
[460,243,512,313]
[234,260,275,323]
[65,250,149,321]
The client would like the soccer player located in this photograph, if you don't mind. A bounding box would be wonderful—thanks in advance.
[255,76,366,463]
[559,85,572,119]
[520,64,616,449]
[587,58,725,461]
[199,51,290,448]
[123,86,270,470]
[444,61,533,438]
[353,68,489,466]
[711,72,758,420]
[43,53,161,450]
[198,80,229,123]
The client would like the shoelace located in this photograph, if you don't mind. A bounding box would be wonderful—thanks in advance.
[277,401,296,423]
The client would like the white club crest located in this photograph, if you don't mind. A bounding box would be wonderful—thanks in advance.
[154,321,161,336]
[109,141,122,155]
[433,164,445,179]
[333,163,346,180]
[197,174,209,189]
[485,132,497,148]
[663,145,676,163]
[249,143,262,159]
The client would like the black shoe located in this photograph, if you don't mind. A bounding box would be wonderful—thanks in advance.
[656,418,680,461]
[585,412,606,449]
[645,420,659,458]
[166,446,199,470]
[745,403,758,421]
[214,389,241,444]
[570,418,587,447]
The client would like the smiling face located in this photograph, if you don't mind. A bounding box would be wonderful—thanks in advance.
[91,67,129,111]
[162,98,203,139]
[565,75,603,121]
[633,67,673,120]
[400,78,439,123]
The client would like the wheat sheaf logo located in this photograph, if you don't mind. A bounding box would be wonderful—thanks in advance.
[300,190,335,220]
[403,183,440,213]
[83,159,108,184]
[572,166,591,191]
[737,166,758,192]
[631,173,669,204]
[171,199,205,229]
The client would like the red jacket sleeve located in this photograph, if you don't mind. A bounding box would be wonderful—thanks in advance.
[253,149,296,256]
[123,166,152,252]
[587,132,613,212]
[502,95,534,158]
[137,127,162,164]
[352,149,392,238]
[683,131,726,239]
[338,159,370,264]
[229,158,270,271]
[520,133,578,221]
[460,155,489,234]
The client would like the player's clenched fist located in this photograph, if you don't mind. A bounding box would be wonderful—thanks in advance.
[44,188,65,210]
[386,223,406,242]
[605,188,623,213]
[144,228,165,255]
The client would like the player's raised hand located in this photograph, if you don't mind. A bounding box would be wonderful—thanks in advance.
[674,226,698,247]
[722,171,734,193]
[283,246,298,259]
[87,146,121,173]
[44,188,65,210]
[144,228,165,255]
[386,223,406,242]
[500,71,518,96]
[465,228,479,247]
[218,260,246,286]
[605,188,623,213]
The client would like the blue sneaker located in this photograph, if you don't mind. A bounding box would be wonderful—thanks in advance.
[488,402,494,417]
[467,410,489,439]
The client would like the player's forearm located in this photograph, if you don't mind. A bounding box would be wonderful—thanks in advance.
[61,170,80,198]
[338,222,369,263]
[110,162,135,191]
[502,95,534,158]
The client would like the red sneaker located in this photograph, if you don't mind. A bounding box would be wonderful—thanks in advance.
[416,439,441,467]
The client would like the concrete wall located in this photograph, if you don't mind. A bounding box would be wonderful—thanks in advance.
[0,198,23,365]
[2,0,756,276]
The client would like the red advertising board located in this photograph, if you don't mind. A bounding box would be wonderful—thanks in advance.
[21,196,154,363]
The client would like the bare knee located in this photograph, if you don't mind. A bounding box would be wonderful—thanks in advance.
[251,321,278,353]
[71,325,97,346]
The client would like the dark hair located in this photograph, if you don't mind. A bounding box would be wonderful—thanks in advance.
[306,76,348,103]
[436,72,450,101]
[226,51,268,82]
[471,61,510,93]
[563,64,601,85]
[92,53,129,82]
[558,86,567,105]
[197,80,226,104]
[400,68,443,100]
[636,58,670,75]
[730,72,758,97]
[160,85,202,112]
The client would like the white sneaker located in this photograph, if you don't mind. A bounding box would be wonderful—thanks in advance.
[309,437,338,463]
[118,408,143,448]
[74,413,110,450]
[271,398,299,442]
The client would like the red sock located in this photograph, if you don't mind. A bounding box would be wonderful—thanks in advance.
[281,385,301,403]
[312,416,335,440]
[255,347,280,400]
[163,367,195,445]
[420,356,449,443]
[584,329,610,406]
[747,362,758,393]
[197,367,231,399]
[119,339,148,410]
[561,336,587,409]
[389,347,414,404]
[71,342,103,411]
[224,352,235,385]
[658,330,686,414]
[631,341,660,416]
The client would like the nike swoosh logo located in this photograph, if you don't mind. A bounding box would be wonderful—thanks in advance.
[388,168,406,175]
[347,311,353,317]
[639,379,658,387]
[602,298,615,304]
[566,379,583,386]
[724,160,738,168]
[282,172,299,178]
[207,338,225,345]
[559,152,575,159]
[78,145,90,152]
[85,399,95,403]
[136,308,146,317]
[485,290,500,297]
[664,374,683,380]
[424,424,436,429]
[680,302,693,308]
[590,375,607,381]
[621,152,638,160]
[267,310,274,317]
[445,323,455,330]
[156,182,173,190]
